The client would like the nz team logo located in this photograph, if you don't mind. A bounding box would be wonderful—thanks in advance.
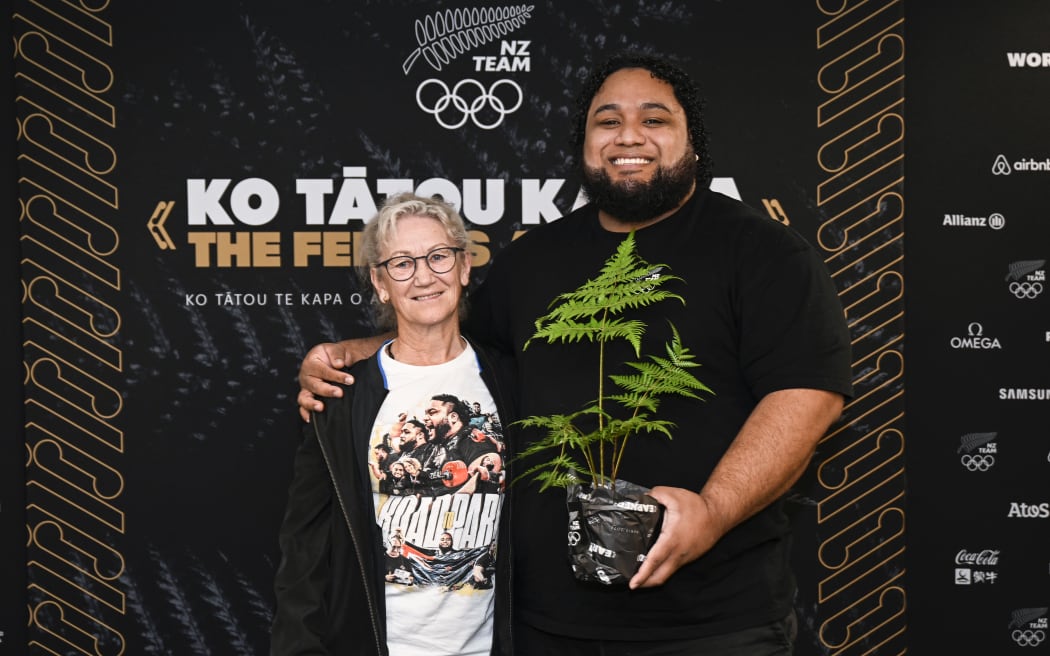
[1009,608,1047,647]
[1005,260,1046,299]
[402,6,532,130]
[957,432,997,472]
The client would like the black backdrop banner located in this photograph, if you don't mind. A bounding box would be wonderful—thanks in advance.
[905,1,1050,653]
[16,1,901,654]
[7,1,1041,654]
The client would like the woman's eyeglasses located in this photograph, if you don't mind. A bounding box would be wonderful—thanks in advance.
[375,247,465,281]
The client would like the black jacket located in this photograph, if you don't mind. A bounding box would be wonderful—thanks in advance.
[271,338,516,655]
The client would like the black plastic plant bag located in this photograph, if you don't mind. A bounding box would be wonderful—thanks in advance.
[565,478,664,585]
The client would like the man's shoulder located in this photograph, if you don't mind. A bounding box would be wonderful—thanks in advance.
[700,189,771,225]
[505,203,595,250]
[699,189,810,248]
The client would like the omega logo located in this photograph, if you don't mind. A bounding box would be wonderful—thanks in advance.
[950,322,1002,349]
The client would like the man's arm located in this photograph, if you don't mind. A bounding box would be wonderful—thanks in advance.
[629,387,844,589]
[296,334,391,421]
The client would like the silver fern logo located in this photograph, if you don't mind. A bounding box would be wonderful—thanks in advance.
[404,6,534,130]
[1009,608,1047,647]
[1005,259,1046,299]
[957,431,997,472]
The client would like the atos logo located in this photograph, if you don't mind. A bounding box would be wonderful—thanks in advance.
[1007,502,1050,518]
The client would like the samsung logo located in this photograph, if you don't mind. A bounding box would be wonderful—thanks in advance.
[1007,52,1050,68]
[999,388,1050,400]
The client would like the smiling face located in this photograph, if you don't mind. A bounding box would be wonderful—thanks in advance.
[583,67,691,183]
[581,67,696,227]
[370,214,470,332]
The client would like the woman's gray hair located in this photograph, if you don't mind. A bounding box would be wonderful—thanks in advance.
[360,192,471,329]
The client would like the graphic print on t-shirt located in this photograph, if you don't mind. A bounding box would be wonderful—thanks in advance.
[370,344,503,656]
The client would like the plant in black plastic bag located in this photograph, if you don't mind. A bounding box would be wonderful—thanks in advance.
[566,478,664,584]
[514,232,712,584]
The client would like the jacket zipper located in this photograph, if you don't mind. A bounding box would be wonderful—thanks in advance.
[313,419,385,655]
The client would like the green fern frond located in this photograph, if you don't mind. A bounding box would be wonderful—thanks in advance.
[606,392,660,414]
[526,318,603,347]
[511,232,713,487]
[609,361,709,399]
[602,416,676,440]
[525,233,685,353]
[519,458,586,492]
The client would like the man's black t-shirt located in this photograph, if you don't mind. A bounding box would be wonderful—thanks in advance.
[464,188,854,640]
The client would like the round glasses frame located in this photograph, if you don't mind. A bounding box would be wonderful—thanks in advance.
[375,246,465,281]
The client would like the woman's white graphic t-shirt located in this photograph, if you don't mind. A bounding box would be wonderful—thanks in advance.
[370,341,505,656]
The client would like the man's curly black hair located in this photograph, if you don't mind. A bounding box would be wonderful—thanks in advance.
[570,52,713,188]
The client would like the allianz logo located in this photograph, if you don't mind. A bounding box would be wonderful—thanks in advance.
[942,213,1005,230]
[1007,52,1050,67]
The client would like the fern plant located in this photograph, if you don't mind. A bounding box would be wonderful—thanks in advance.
[514,232,712,491]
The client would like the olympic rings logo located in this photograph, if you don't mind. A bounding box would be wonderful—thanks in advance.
[1009,281,1043,299]
[1011,629,1045,646]
[416,78,523,130]
[960,454,995,471]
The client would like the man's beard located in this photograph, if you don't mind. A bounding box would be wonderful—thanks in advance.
[580,150,697,224]
[433,422,451,441]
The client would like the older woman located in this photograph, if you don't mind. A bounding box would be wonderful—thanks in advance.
[271,193,515,656]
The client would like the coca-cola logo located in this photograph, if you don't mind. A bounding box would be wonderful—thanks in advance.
[955,549,1001,566]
